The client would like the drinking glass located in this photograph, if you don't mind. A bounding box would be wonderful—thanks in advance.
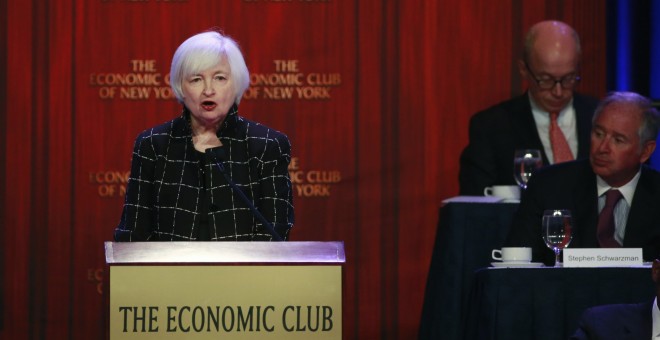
[513,149,542,189]
[542,209,573,267]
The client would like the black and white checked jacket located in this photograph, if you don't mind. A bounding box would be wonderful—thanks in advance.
[114,105,294,241]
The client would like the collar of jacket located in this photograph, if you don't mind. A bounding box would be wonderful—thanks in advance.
[173,103,240,138]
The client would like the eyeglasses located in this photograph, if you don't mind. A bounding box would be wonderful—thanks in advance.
[524,62,581,90]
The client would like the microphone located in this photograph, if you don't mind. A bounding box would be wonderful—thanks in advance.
[208,148,284,241]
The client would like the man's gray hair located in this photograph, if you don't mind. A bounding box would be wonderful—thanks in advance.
[593,91,660,144]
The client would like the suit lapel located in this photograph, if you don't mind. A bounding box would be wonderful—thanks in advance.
[510,94,551,165]
[573,94,594,160]
[572,162,599,248]
[622,301,653,339]
[624,167,656,246]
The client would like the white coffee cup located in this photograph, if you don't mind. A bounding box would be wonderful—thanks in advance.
[484,185,521,201]
[492,247,532,262]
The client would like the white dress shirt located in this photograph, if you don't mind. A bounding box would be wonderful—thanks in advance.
[529,95,578,164]
[596,170,641,245]
[652,297,660,338]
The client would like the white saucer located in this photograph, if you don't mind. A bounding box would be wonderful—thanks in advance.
[491,262,544,268]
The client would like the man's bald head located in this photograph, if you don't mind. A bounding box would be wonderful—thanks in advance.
[523,20,581,64]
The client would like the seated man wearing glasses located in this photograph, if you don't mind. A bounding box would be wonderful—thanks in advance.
[459,20,599,195]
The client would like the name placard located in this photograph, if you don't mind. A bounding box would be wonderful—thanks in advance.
[563,248,643,267]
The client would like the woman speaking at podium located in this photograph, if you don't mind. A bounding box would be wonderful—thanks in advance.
[114,30,294,242]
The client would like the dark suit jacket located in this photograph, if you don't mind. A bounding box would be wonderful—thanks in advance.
[505,160,660,265]
[114,104,294,241]
[459,93,599,195]
[570,301,653,340]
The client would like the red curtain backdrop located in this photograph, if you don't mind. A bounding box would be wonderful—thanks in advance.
[1,0,606,338]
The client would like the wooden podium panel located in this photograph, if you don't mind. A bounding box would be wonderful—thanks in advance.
[105,242,344,340]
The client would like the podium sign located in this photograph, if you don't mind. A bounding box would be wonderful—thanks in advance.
[105,242,345,339]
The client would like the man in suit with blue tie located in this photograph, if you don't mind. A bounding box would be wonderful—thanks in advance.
[570,258,660,339]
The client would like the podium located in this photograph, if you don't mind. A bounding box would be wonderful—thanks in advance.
[104,241,345,340]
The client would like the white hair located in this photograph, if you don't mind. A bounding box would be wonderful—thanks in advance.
[170,31,250,104]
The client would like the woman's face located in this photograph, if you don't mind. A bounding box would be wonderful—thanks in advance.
[182,57,235,129]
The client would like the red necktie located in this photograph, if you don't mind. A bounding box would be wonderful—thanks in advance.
[549,112,574,163]
[597,189,623,248]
